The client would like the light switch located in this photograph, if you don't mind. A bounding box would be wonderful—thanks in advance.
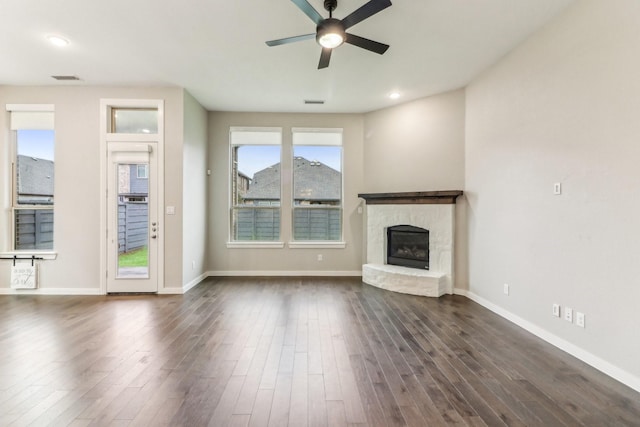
[166,206,176,215]
[554,182,562,195]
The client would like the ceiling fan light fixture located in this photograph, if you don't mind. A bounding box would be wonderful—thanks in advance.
[47,35,69,47]
[316,18,345,49]
[318,32,344,48]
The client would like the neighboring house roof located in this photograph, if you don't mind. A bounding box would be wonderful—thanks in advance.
[17,155,54,197]
[244,157,340,201]
[243,164,281,200]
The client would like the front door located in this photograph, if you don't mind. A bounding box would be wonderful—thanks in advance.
[106,143,158,293]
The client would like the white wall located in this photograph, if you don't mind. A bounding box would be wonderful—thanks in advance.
[466,0,640,386]
[182,91,208,288]
[363,90,468,289]
[0,86,186,293]
[207,112,364,274]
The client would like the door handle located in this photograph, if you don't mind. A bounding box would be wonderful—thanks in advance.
[151,234,157,239]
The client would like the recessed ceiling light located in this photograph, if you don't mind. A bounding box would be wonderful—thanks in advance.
[389,92,401,100]
[47,35,69,47]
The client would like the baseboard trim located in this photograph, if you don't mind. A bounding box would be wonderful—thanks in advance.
[454,288,640,394]
[0,287,101,295]
[182,272,208,293]
[206,270,362,277]
[157,287,184,295]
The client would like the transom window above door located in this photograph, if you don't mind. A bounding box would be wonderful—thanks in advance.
[110,108,158,134]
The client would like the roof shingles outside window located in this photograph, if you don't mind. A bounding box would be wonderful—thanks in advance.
[242,157,340,204]
[16,155,54,204]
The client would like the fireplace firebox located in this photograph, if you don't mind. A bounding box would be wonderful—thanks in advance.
[386,225,429,270]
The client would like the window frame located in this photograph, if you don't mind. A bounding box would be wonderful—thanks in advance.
[289,127,346,248]
[2,104,57,257]
[227,127,284,248]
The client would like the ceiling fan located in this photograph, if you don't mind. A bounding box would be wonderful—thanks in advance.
[266,0,392,69]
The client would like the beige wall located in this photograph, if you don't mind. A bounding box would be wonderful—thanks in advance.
[0,86,186,292]
[182,91,208,286]
[363,90,468,289]
[207,112,364,274]
[363,89,466,192]
[465,0,640,383]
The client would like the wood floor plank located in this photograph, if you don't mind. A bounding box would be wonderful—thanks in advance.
[248,389,273,427]
[267,374,292,427]
[1,277,639,426]
[326,400,348,427]
[308,374,328,427]
[332,333,367,424]
[208,374,245,426]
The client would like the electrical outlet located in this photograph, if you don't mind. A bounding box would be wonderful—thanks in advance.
[191,260,196,270]
[503,283,509,295]
[576,312,585,328]
[317,254,323,262]
[564,307,573,323]
[552,304,561,317]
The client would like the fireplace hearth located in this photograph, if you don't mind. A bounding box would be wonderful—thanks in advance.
[387,225,429,270]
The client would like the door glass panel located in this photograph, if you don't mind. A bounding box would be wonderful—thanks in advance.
[117,162,149,278]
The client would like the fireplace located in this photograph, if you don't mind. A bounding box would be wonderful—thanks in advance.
[387,225,429,270]
[359,191,463,297]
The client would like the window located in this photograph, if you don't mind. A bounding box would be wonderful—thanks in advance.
[110,108,158,134]
[8,105,55,250]
[292,128,343,241]
[137,164,148,179]
[230,128,282,241]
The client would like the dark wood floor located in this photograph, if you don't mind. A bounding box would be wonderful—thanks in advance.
[1,277,639,426]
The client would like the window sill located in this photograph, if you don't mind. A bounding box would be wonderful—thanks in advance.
[226,242,285,249]
[288,241,346,249]
[0,251,58,260]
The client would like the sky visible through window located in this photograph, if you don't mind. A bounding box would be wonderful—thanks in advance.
[237,145,341,179]
[17,129,55,160]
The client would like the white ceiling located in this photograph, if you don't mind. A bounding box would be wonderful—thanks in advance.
[0,0,574,113]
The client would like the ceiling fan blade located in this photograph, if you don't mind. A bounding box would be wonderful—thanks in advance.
[291,0,324,24]
[266,33,315,47]
[341,0,392,30]
[318,47,332,69]
[345,33,389,54]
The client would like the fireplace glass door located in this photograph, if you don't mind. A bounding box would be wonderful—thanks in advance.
[387,225,429,269]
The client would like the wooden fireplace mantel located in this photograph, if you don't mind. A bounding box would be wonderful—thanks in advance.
[358,190,463,205]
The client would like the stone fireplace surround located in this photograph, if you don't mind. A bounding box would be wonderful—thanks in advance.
[358,191,463,297]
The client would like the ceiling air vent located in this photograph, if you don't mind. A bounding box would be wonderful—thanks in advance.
[51,75,80,81]
[304,100,325,105]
